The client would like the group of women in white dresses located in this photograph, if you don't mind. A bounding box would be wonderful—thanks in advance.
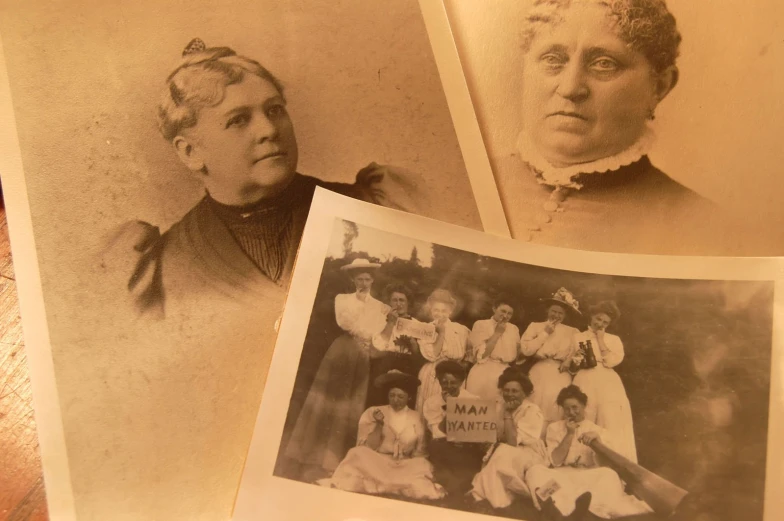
[282,261,643,517]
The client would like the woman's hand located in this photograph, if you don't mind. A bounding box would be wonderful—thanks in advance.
[559,361,571,373]
[504,399,522,412]
[579,431,601,445]
[495,321,507,334]
[543,321,556,335]
[372,408,385,424]
[594,328,605,341]
[386,309,399,325]
[435,319,446,335]
[565,418,579,434]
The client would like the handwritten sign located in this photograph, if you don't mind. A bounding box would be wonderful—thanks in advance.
[445,397,498,443]
[394,318,437,342]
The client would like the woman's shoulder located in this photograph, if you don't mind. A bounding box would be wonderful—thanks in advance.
[449,321,471,334]
[307,163,425,214]
[518,399,543,417]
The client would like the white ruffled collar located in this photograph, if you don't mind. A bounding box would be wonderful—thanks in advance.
[516,126,655,190]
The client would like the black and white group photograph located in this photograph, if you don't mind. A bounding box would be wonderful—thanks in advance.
[273,218,773,521]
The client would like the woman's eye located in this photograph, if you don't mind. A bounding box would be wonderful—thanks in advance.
[225,113,250,128]
[590,58,620,72]
[267,104,287,118]
[540,53,567,70]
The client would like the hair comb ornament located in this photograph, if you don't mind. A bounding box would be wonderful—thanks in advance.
[182,38,207,57]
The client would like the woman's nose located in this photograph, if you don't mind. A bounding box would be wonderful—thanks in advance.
[555,62,589,102]
[252,112,278,141]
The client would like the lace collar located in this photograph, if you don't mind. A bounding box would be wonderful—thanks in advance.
[516,126,656,190]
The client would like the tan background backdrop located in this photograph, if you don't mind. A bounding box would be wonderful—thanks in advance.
[445,0,784,228]
[0,1,482,519]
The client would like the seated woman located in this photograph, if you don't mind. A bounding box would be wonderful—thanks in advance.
[466,296,520,401]
[366,283,422,408]
[319,370,445,501]
[526,385,652,520]
[469,368,547,510]
[568,301,637,463]
[416,289,471,412]
[422,360,483,500]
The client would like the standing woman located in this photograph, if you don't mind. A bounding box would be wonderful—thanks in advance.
[284,258,390,481]
[366,283,422,408]
[415,289,471,413]
[569,301,637,463]
[519,288,580,428]
[466,296,520,401]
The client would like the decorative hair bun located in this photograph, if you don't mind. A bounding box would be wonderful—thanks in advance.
[182,38,207,57]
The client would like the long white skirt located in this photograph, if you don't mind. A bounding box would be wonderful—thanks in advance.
[466,359,507,401]
[529,359,572,427]
[321,446,445,500]
[526,465,653,519]
[573,366,637,463]
[471,444,545,509]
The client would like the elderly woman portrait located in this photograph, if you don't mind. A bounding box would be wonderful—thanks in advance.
[319,370,445,501]
[106,40,425,319]
[445,0,784,256]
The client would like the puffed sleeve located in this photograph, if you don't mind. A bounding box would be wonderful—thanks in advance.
[600,333,625,368]
[100,220,165,318]
[352,163,425,214]
[334,294,360,333]
[545,421,568,465]
[515,403,545,447]
[469,320,493,362]
[422,394,445,438]
[356,407,378,446]
[520,322,548,357]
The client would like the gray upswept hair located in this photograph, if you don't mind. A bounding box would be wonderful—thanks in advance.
[157,45,285,142]
[521,0,681,73]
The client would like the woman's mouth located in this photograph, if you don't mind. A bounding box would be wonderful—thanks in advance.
[254,150,287,162]
[549,111,588,120]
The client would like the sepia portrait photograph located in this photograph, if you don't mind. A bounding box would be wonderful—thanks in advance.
[235,189,782,521]
[443,0,784,255]
[0,1,503,520]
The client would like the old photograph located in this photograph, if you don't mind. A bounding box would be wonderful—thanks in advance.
[0,1,504,519]
[442,0,784,255]
[235,189,781,521]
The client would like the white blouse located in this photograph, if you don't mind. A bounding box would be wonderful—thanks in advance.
[470,318,520,364]
[419,319,471,363]
[357,405,425,459]
[497,399,545,447]
[334,292,390,344]
[520,321,579,361]
[571,329,624,368]
[545,419,613,468]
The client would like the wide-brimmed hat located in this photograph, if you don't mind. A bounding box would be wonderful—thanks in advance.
[541,287,581,316]
[339,258,381,272]
[373,369,420,397]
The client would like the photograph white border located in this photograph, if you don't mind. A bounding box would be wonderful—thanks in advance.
[233,187,784,521]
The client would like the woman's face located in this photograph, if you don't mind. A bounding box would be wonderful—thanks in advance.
[502,381,527,404]
[439,373,463,398]
[388,387,409,411]
[561,397,586,422]
[353,272,374,293]
[546,304,567,324]
[430,302,453,322]
[492,304,514,323]
[388,292,409,315]
[521,3,669,166]
[176,74,299,205]
[590,312,612,331]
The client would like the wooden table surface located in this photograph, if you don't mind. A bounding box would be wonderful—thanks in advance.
[0,196,49,521]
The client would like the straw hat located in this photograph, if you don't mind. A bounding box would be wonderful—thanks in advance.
[339,258,381,272]
[541,287,581,316]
